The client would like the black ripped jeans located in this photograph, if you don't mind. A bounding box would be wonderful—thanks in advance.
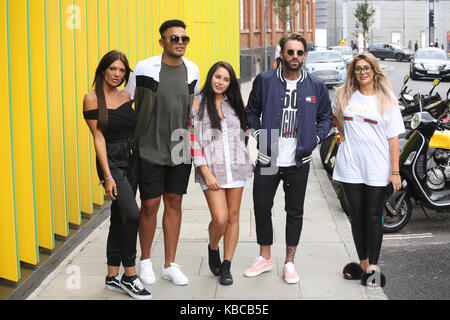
[253,163,310,247]
[341,183,386,265]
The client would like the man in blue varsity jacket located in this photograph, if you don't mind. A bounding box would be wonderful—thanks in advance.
[244,33,332,284]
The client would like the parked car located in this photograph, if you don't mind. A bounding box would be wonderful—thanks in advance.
[368,43,413,61]
[329,46,353,66]
[409,47,450,81]
[305,50,347,87]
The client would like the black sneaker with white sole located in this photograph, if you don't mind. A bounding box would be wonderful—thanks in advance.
[120,275,152,300]
[105,274,125,293]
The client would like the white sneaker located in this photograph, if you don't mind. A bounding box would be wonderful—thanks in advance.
[139,259,155,285]
[161,262,189,286]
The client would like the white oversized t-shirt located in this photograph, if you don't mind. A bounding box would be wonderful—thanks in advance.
[277,78,300,167]
[332,90,405,186]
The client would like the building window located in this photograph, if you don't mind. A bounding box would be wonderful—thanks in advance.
[253,0,261,32]
[275,3,280,31]
[305,1,310,31]
[296,0,301,31]
[286,4,291,31]
[240,0,249,32]
[240,0,244,31]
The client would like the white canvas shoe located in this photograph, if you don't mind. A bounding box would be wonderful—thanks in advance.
[161,262,189,286]
[139,259,155,285]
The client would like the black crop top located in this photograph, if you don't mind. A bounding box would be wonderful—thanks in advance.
[83,101,137,141]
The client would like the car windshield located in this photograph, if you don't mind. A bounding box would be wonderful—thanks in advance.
[306,51,342,63]
[415,50,447,60]
[331,47,352,55]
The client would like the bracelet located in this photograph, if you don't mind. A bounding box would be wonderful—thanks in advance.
[391,171,400,176]
[98,175,113,185]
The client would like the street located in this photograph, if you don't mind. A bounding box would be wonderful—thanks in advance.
[327,60,450,300]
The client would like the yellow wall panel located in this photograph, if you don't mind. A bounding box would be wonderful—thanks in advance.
[127,0,136,68]
[108,0,118,51]
[150,0,160,56]
[29,0,54,250]
[183,0,194,62]
[87,0,104,206]
[9,0,39,265]
[231,0,240,77]
[61,0,81,225]
[1,0,240,281]
[117,0,127,55]
[97,0,108,54]
[135,0,145,63]
[74,0,93,215]
[143,0,151,58]
[0,0,20,282]
[46,0,68,237]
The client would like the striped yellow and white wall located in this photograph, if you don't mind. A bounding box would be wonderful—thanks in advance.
[0,0,240,283]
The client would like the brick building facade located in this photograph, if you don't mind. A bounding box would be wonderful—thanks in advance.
[239,0,316,80]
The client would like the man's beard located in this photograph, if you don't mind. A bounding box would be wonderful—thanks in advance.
[283,59,302,72]
[164,47,185,58]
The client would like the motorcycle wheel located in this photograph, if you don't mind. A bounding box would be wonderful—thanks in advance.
[319,133,338,177]
[383,196,412,233]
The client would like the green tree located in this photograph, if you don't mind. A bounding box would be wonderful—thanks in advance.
[270,0,298,34]
[354,0,376,50]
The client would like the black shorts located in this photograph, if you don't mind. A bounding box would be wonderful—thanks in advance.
[139,158,192,200]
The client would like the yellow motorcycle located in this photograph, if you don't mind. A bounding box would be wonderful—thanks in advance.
[384,104,450,232]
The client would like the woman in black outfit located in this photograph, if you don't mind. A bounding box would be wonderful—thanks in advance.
[83,50,151,300]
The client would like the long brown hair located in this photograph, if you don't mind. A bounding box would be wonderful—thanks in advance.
[199,61,246,131]
[335,52,396,125]
[92,50,131,135]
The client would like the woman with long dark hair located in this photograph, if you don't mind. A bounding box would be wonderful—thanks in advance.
[189,61,253,285]
[83,50,151,299]
[333,52,405,288]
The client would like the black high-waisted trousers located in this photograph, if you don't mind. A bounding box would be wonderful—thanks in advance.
[341,182,386,265]
[97,139,139,268]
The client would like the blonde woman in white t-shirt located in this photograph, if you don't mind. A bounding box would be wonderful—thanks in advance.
[332,52,405,288]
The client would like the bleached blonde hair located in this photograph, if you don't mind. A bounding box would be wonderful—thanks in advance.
[335,52,396,125]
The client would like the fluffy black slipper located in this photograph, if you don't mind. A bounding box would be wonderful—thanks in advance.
[208,244,221,276]
[343,262,364,280]
[361,270,386,288]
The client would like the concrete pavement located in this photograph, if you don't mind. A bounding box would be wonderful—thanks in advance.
[25,79,388,301]
[26,149,387,300]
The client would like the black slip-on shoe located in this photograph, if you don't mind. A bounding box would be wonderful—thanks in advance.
[208,244,221,276]
[219,260,233,285]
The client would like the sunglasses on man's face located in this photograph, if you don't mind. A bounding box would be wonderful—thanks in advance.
[286,49,305,57]
[168,35,190,45]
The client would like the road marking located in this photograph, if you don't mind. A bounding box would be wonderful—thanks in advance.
[384,233,434,240]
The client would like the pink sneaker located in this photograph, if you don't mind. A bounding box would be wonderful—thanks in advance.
[283,262,299,284]
[244,256,273,277]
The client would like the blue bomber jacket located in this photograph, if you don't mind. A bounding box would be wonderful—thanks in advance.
[245,67,333,167]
